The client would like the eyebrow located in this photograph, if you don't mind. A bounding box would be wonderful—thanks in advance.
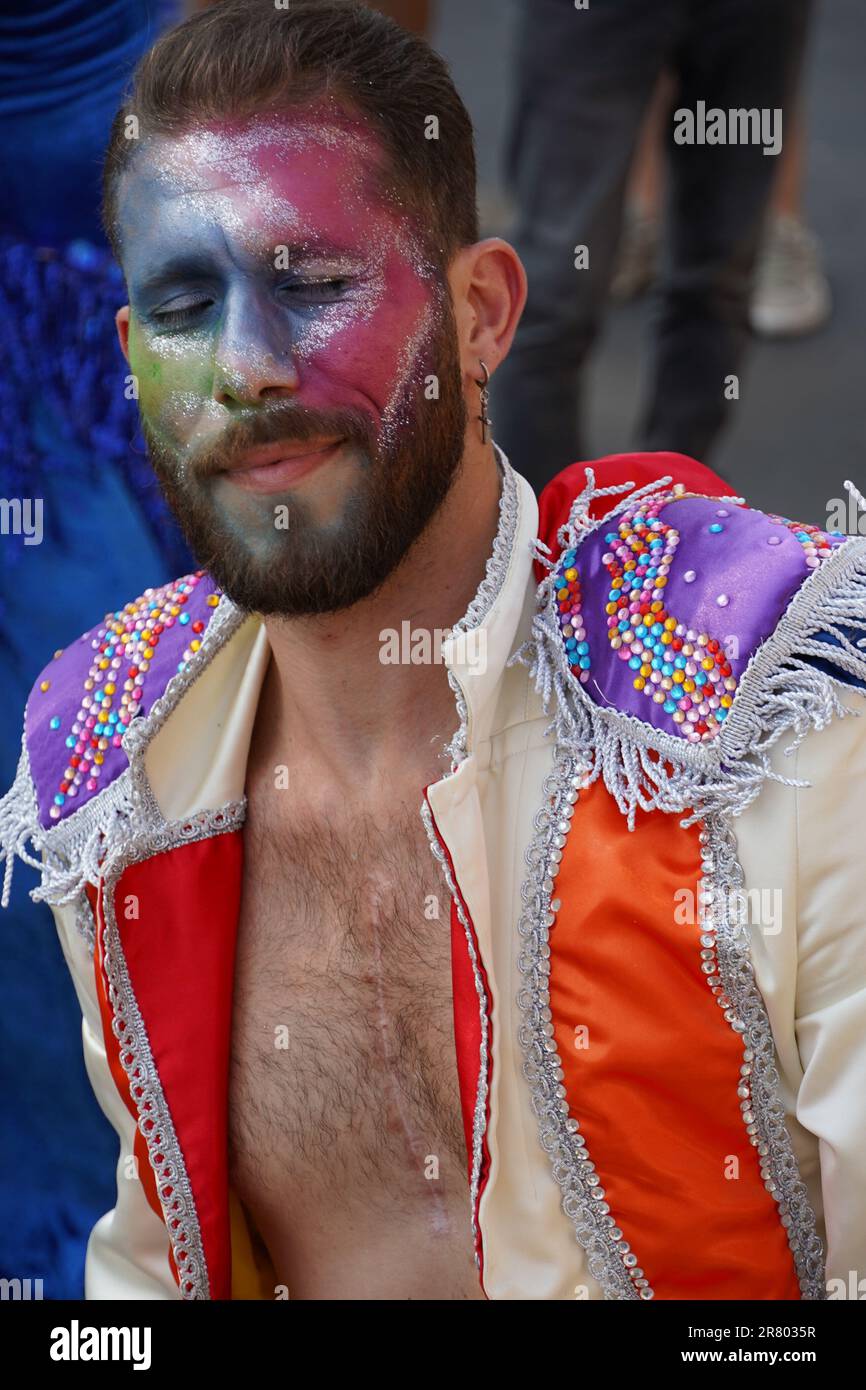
[135,256,219,296]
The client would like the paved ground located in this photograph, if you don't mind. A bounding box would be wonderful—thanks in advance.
[432,0,866,524]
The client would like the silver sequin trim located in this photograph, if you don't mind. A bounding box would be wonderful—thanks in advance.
[696,812,826,1298]
[0,589,252,1297]
[99,795,246,1302]
[515,741,654,1299]
[512,467,847,1296]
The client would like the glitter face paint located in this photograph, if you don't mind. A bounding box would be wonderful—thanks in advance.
[115,105,469,614]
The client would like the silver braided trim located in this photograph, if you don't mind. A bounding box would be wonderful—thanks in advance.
[73,889,97,954]
[719,533,866,762]
[515,616,770,832]
[418,443,521,1267]
[119,595,247,767]
[450,443,520,640]
[421,797,488,1270]
[0,594,249,926]
[444,442,521,769]
[0,735,43,909]
[99,798,245,1302]
[697,812,826,1299]
[512,467,838,1295]
[511,471,866,832]
[516,742,653,1300]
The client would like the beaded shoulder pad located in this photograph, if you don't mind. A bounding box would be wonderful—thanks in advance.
[518,470,866,828]
[0,569,240,908]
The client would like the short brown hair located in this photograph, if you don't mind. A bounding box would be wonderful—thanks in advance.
[102,0,478,267]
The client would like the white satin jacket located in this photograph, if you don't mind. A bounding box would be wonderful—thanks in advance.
[2,447,866,1300]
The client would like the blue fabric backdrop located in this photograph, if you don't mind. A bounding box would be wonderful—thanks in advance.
[0,0,189,1298]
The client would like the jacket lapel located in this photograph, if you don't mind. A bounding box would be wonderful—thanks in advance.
[92,611,271,1298]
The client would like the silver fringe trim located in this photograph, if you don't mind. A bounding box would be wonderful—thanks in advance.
[0,735,42,909]
[421,796,489,1271]
[516,742,653,1300]
[98,799,245,1302]
[512,468,846,1297]
[0,594,248,929]
[511,470,866,831]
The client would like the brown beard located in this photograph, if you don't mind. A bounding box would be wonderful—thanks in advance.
[141,293,468,616]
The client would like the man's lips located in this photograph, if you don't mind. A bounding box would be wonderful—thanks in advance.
[221,438,344,493]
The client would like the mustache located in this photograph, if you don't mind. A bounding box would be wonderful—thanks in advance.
[163,404,379,479]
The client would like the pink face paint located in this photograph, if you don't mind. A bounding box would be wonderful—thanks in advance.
[120,103,448,491]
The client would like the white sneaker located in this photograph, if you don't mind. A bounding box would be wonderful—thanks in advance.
[749,214,832,338]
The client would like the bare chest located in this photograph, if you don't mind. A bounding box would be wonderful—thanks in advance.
[227,800,482,1298]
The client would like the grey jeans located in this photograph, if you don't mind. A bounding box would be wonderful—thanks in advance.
[491,0,814,491]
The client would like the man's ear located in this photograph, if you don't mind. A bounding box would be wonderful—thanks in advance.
[448,238,527,384]
[115,305,131,363]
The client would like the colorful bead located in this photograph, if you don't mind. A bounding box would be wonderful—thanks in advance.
[595,496,738,743]
[551,547,591,684]
[555,489,850,745]
[764,510,846,562]
[41,573,220,816]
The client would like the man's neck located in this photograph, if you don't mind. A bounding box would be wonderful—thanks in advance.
[250,437,503,802]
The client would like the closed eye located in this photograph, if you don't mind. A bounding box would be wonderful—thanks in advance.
[151,295,214,329]
[279,278,352,306]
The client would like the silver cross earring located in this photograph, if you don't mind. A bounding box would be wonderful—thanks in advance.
[475,362,492,444]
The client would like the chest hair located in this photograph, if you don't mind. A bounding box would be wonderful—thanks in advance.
[228,797,469,1220]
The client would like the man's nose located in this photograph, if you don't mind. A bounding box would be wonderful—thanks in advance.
[211,294,300,406]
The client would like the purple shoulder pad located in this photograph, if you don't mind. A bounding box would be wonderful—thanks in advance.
[25,570,223,830]
[549,489,847,745]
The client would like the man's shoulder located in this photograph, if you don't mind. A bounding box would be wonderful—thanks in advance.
[18,569,224,834]
[521,451,866,825]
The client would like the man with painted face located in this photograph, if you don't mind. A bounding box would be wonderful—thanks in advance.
[3,0,866,1302]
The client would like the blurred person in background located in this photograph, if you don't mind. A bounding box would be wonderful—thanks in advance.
[612,78,832,339]
[749,111,832,338]
[492,0,815,493]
